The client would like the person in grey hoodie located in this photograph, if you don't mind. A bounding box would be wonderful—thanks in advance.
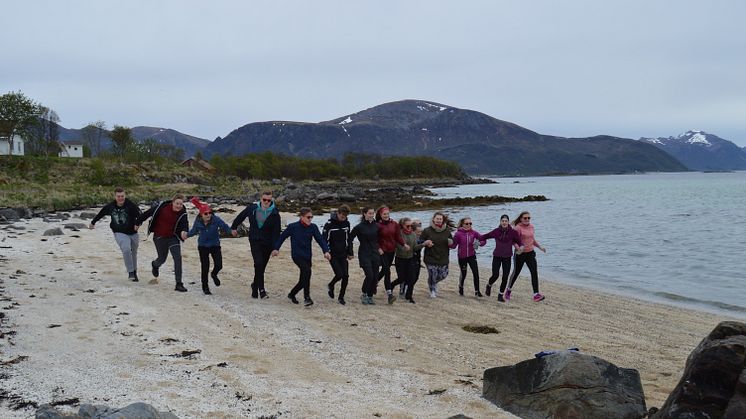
[419,212,454,298]
[89,187,142,281]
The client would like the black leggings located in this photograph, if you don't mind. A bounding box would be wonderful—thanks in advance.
[488,256,512,293]
[458,255,480,292]
[328,256,349,298]
[508,251,539,294]
[250,241,273,291]
[198,246,222,288]
[360,259,380,297]
[377,251,395,291]
[391,257,418,299]
[290,257,312,300]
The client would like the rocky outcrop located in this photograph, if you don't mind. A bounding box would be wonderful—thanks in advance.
[653,321,746,419]
[483,351,646,419]
[35,402,179,419]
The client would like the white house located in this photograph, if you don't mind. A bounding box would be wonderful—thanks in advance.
[0,134,25,156]
[59,140,84,158]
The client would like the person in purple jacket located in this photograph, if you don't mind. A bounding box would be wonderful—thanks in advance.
[480,214,523,302]
[450,217,487,297]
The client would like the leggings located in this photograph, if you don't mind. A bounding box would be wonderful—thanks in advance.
[360,259,381,297]
[328,256,349,299]
[198,246,222,288]
[458,255,480,292]
[391,257,417,299]
[488,256,512,293]
[377,251,395,291]
[290,257,312,300]
[508,251,539,294]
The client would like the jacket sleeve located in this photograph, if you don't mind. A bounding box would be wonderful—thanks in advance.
[136,203,157,225]
[513,230,523,247]
[177,212,189,235]
[313,225,330,253]
[449,231,460,249]
[475,230,487,246]
[273,224,291,251]
[187,220,200,238]
[230,206,250,230]
[215,216,231,234]
[90,203,112,225]
[347,226,354,257]
[322,221,332,243]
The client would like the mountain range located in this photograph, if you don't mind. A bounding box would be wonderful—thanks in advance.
[203,100,686,175]
[640,130,746,171]
[57,125,209,158]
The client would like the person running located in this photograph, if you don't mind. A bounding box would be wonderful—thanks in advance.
[376,206,408,304]
[390,217,421,303]
[231,190,281,299]
[88,187,142,282]
[349,207,380,305]
[323,205,354,305]
[481,214,523,302]
[411,219,425,295]
[272,208,331,307]
[187,197,231,295]
[506,211,547,302]
[451,217,487,297]
[136,194,189,292]
[420,212,454,298]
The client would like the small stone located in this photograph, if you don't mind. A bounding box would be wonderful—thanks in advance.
[43,228,64,236]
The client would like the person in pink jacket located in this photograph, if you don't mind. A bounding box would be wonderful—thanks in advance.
[451,217,487,297]
[506,211,547,302]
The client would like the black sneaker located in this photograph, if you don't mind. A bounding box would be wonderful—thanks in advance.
[203,288,212,295]
[407,298,416,304]
[497,293,505,302]
[338,297,346,305]
[251,283,258,299]
[387,293,397,304]
[128,272,138,282]
[175,284,188,292]
[327,283,334,299]
[151,261,159,278]
[475,291,483,297]
[304,298,314,307]
[211,273,221,287]
[288,293,299,304]
[458,286,464,296]
[485,284,492,297]
[259,289,268,299]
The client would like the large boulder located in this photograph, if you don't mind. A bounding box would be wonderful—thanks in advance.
[653,321,746,419]
[483,351,646,419]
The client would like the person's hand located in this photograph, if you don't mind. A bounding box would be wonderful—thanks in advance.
[324,252,332,261]
[404,244,410,251]
[539,246,547,253]
[88,223,95,230]
[378,248,384,255]
[134,224,139,232]
[472,241,480,251]
[180,231,188,241]
[231,229,238,237]
[424,240,433,247]
[347,255,354,261]
[516,245,524,255]
[271,250,279,257]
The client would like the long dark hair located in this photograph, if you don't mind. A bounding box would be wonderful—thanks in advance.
[360,206,374,223]
[512,211,530,226]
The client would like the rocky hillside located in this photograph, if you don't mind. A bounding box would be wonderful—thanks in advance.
[58,125,209,158]
[640,130,746,171]
[204,100,686,175]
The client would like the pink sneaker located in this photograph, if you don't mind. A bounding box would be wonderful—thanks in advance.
[532,293,545,302]
[505,289,512,301]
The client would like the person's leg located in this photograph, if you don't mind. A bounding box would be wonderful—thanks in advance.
[457,257,468,295]
[198,246,210,290]
[404,258,417,301]
[379,252,395,292]
[288,258,304,302]
[152,236,169,277]
[392,258,407,289]
[498,257,512,293]
[526,251,540,294]
[508,253,527,290]
[338,258,349,301]
[426,265,437,295]
[468,256,480,294]
[114,233,136,278]
[301,260,313,302]
[328,257,344,298]
[210,246,222,286]
[130,233,139,278]
[168,238,184,288]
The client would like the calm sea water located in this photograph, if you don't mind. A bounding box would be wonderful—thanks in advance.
[314,172,745,317]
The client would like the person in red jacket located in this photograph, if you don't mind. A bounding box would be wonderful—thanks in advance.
[375,206,408,304]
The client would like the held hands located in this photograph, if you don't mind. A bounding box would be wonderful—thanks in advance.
[88,223,95,230]
[423,239,434,248]
[347,255,354,261]
[403,244,410,251]
[231,229,238,237]
[271,250,280,257]
[180,231,188,241]
[516,245,524,255]
[378,248,384,255]
[134,225,139,232]
[324,252,332,261]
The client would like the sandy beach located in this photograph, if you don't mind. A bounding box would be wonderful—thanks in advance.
[0,208,734,418]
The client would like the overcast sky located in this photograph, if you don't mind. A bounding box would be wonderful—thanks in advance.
[2,1,745,146]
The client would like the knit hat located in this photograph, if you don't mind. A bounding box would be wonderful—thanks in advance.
[190,197,212,215]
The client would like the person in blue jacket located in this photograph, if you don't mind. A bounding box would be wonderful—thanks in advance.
[272,208,331,306]
[187,197,231,295]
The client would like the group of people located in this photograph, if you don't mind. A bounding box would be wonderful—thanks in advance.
[89,188,547,306]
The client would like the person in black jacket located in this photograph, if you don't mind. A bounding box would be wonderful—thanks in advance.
[136,194,189,292]
[231,190,281,299]
[349,207,381,305]
[323,205,354,305]
[88,187,142,281]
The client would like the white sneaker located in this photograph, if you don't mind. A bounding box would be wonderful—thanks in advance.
[430,290,437,298]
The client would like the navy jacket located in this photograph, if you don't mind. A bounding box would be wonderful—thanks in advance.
[188,214,231,247]
[274,220,330,261]
[231,202,281,247]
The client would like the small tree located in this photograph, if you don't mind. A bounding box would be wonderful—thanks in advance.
[110,125,134,160]
[0,91,41,155]
[24,106,61,156]
[80,120,107,156]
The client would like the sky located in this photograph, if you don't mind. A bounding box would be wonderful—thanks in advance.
[2,1,745,146]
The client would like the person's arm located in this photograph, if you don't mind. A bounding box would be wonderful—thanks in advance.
[449,231,459,249]
[215,216,231,235]
[348,225,358,257]
[178,212,189,241]
[272,224,292,252]
[129,202,143,232]
[187,220,200,238]
[476,230,487,247]
[322,221,332,244]
[230,206,251,231]
[89,203,112,228]
[136,203,157,226]
[313,225,331,260]
[533,234,546,253]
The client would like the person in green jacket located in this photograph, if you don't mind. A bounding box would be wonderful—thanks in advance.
[419,212,454,298]
[390,217,423,303]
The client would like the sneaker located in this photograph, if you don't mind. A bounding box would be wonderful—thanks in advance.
[458,286,464,296]
[338,297,346,305]
[485,284,492,296]
[387,294,397,304]
[128,272,138,282]
[368,296,376,305]
[259,289,268,299]
[407,298,416,304]
[288,293,299,304]
[327,283,334,299]
[251,283,258,299]
[151,261,159,278]
[497,293,505,302]
[174,283,188,292]
[202,288,212,295]
[475,291,483,297]
[361,294,369,305]
[533,293,545,302]
[304,298,314,307]
[505,289,512,301]
[211,273,221,287]
[430,290,437,298]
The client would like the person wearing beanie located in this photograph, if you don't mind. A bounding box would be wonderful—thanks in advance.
[480,214,523,302]
[451,217,487,297]
[375,206,408,304]
[187,197,231,295]
[419,212,454,298]
[323,205,354,305]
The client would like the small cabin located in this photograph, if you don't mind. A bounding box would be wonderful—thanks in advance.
[59,141,84,158]
[181,157,215,172]
[0,134,25,156]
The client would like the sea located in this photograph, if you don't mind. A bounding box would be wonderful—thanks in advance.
[318,171,746,318]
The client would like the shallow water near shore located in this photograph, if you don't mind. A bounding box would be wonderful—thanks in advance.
[323,171,746,318]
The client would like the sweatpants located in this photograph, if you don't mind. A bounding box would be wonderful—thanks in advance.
[488,256,512,293]
[250,241,273,291]
[114,232,139,274]
[458,255,480,292]
[426,264,449,293]
[392,256,418,300]
[328,256,349,299]
[508,251,539,294]
[153,236,182,285]
[289,257,312,300]
[377,251,395,291]
[360,259,380,297]
[198,246,222,289]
